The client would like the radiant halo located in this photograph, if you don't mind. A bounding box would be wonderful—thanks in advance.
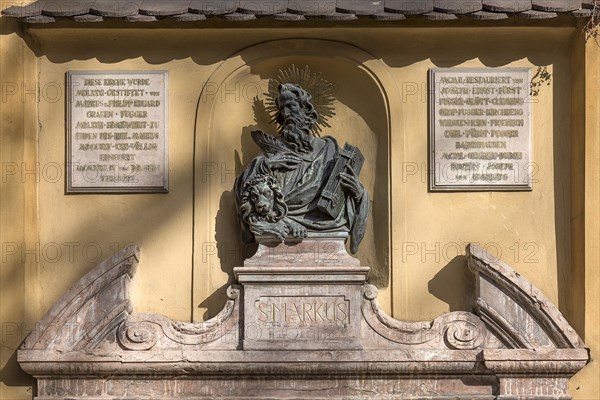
[265,64,336,135]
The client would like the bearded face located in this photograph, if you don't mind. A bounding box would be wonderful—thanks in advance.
[276,87,317,154]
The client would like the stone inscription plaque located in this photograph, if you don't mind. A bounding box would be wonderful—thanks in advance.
[251,295,350,342]
[67,71,168,193]
[429,68,532,191]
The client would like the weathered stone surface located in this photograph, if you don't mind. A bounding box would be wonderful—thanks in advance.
[243,232,362,269]
[468,244,585,349]
[361,284,498,349]
[21,244,138,351]
[117,288,240,350]
[235,234,366,350]
[34,375,499,398]
[18,242,590,399]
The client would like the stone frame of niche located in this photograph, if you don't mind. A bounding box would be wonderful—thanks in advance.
[18,239,589,399]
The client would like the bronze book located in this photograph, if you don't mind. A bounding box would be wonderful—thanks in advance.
[317,143,364,219]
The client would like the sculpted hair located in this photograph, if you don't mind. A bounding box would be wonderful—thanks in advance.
[276,83,318,128]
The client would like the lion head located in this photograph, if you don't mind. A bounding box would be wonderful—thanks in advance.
[239,174,287,224]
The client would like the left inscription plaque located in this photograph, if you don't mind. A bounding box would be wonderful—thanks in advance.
[67,71,168,193]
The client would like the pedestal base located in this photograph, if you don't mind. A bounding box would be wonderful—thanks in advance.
[235,234,368,350]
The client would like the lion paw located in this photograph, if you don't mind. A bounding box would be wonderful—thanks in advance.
[284,219,307,239]
[291,225,307,239]
[249,220,289,241]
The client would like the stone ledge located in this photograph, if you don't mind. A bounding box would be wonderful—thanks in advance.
[19,348,588,374]
[235,266,370,283]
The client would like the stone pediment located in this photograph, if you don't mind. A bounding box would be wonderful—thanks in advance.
[18,238,589,399]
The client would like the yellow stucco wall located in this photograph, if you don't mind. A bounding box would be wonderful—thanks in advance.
[1,8,39,398]
[0,16,598,399]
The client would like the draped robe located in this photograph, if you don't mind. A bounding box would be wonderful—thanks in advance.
[236,136,368,254]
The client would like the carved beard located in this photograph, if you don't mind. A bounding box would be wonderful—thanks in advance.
[281,115,313,154]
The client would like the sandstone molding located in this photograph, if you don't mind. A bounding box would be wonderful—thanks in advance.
[18,240,590,399]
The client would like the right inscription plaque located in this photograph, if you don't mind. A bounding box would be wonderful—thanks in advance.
[429,68,532,191]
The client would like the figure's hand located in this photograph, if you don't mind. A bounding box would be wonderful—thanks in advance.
[265,152,302,171]
[340,165,364,201]
[249,220,289,241]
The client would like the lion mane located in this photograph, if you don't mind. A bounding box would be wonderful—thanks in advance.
[239,174,287,225]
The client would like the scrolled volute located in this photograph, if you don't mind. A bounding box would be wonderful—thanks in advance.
[117,320,160,351]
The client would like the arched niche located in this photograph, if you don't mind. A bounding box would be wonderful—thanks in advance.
[193,39,402,320]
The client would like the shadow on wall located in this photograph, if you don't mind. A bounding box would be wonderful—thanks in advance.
[550,58,581,336]
[0,339,36,396]
[1,24,563,70]
[428,255,475,312]
[200,99,267,320]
